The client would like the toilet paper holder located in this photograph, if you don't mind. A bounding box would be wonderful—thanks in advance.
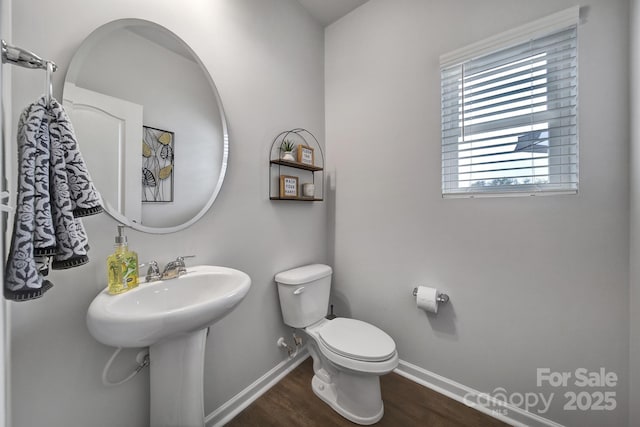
[412,287,450,304]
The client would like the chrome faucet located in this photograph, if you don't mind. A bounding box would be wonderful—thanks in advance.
[161,255,195,280]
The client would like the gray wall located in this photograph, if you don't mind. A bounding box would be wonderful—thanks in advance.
[9,1,325,426]
[325,1,630,426]
[630,1,640,425]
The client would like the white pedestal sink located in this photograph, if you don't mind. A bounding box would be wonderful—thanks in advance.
[87,265,251,427]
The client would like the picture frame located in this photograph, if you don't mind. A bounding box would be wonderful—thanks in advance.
[142,126,175,203]
[279,175,299,198]
[297,145,315,166]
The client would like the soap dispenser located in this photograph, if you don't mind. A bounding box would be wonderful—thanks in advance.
[107,224,139,295]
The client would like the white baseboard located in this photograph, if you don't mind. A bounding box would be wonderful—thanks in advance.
[205,349,310,427]
[205,352,565,427]
[394,359,565,427]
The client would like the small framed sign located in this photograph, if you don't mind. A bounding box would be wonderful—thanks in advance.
[279,175,299,198]
[297,145,315,166]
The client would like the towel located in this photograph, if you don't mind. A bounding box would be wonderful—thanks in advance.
[48,99,103,218]
[30,99,56,257]
[4,101,54,300]
[46,98,90,269]
[4,96,103,301]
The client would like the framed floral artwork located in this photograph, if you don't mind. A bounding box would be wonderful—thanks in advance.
[142,126,174,203]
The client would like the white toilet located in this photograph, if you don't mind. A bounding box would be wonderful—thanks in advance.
[275,264,398,425]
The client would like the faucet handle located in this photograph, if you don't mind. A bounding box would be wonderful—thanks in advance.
[175,255,196,265]
[175,255,195,276]
[140,260,161,282]
[160,256,195,280]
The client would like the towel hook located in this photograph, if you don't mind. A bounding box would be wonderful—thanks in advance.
[45,61,54,104]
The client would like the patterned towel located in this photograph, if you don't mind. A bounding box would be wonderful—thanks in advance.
[4,96,103,301]
[30,99,56,257]
[48,99,103,218]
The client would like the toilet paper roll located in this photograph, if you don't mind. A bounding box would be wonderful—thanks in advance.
[416,286,439,314]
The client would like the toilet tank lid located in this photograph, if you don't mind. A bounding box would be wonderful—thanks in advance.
[275,264,332,285]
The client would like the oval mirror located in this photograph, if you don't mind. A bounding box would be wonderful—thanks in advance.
[63,19,228,234]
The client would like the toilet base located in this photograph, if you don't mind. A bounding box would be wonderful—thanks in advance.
[311,370,384,425]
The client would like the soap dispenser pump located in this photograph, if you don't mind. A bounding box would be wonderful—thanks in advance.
[107,224,139,295]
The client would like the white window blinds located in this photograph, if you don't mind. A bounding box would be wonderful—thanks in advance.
[441,8,578,197]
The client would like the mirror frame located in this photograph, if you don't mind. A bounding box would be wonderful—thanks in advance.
[64,19,229,234]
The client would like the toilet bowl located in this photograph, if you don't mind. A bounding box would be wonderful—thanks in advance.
[275,264,398,425]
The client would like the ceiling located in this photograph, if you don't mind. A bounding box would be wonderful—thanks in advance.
[296,0,370,27]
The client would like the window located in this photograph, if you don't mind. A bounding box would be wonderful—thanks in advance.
[440,8,578,197]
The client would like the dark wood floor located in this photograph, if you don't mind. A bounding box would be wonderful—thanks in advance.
[226,358,510,427]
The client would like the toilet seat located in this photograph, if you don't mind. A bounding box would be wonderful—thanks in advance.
[305,317,399,375]
[317,318,396,362]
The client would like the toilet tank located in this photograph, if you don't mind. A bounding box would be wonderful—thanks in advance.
[275,264,332,328]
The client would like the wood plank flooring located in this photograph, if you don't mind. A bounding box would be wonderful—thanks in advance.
[226,358,510,427]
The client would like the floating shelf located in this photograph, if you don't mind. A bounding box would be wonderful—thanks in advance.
[270,159,323,172]
[270,197,324,202]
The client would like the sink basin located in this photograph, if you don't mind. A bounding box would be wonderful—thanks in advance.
[87,265,251,427]
[87,265,251,347]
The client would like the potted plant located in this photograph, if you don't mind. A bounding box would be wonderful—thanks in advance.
[280,139,296,162]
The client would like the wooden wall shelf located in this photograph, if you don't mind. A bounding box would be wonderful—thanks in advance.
[270,197,324,202]
[270,159,323,172]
